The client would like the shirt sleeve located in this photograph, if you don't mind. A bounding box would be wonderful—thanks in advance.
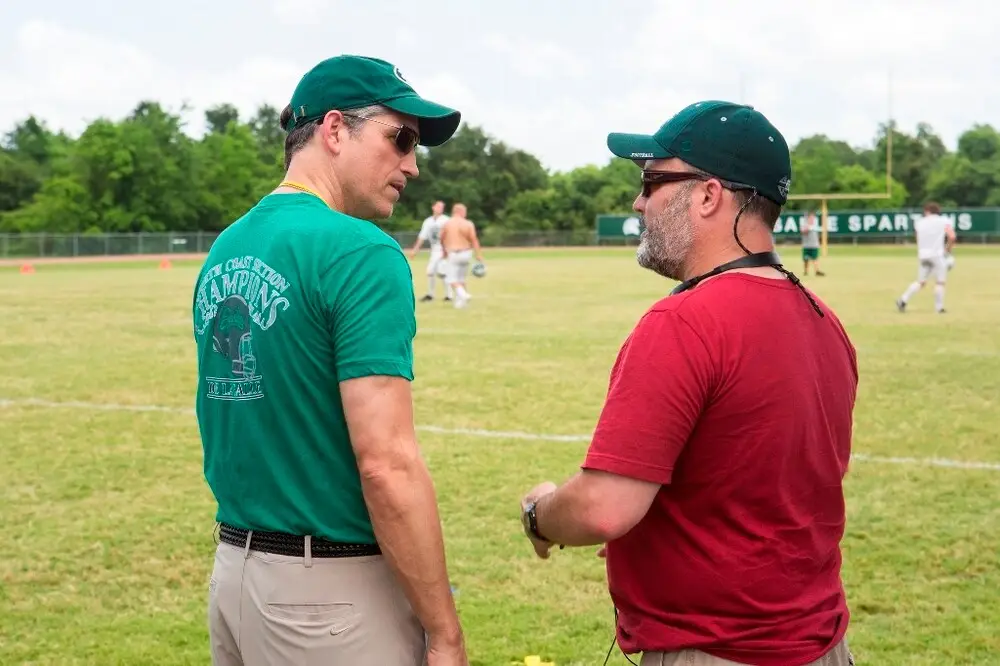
[582,309,715,485]
[417,218,431,241]
[321,243,417,382]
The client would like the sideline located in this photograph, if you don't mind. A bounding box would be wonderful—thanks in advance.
[2,397,998,472]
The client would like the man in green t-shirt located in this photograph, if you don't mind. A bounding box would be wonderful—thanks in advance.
[193,55,467,666]
[801,211,825,276]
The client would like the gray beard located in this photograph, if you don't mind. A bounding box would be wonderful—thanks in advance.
[635,189,694,282]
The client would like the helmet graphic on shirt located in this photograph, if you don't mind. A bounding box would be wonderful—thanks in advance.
[212,295,258,378]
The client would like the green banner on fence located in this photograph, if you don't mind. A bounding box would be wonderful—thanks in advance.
[597,208,1000,239]
[597,214,644,239]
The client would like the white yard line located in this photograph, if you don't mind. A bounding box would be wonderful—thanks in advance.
[850,452,1000,471]
[1,397,997,472]
[417,328,547,338]
[417,424,589,442]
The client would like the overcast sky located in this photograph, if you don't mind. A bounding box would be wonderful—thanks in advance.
[1,1,995,173]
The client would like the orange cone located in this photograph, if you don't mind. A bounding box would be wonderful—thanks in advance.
[159,258,172,270]
[19,262,35,274]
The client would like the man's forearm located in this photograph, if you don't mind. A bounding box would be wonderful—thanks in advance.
[534,478,610,547]
[361,461,462,642]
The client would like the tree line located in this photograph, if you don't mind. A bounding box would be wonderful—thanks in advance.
[2,100,999,236]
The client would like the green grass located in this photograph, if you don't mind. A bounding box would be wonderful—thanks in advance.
[1,245,998,665]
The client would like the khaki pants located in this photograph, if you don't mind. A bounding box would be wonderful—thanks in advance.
[208,540,426,665]
[640,638,853,666]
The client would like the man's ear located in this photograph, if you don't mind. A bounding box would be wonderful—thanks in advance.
[696,178,726,218]
[320,110,347,155]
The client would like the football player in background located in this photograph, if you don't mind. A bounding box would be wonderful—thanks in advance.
[896,202,956,313]
[441,203,484,309]
[410,200,453,302]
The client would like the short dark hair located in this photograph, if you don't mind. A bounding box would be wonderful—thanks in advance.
[278,104,387,170]
[684,163,783,228]
[924,201,941,215]
[733,189,783,228]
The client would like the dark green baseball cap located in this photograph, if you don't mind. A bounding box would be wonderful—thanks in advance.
[607,100,791,205]
[284,55,461,147]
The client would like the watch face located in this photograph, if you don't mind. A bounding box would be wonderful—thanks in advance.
[522,502,536,536]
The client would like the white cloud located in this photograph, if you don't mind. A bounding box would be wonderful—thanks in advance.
[271,0,335,25]
[611,0,1000,161]
[2,0,997,176]
[482,34,587,80]
[184,56,303,121]
[411,72,482,118]
[1,20,173,132]
[0,20,301,139]
[394,27,419,49]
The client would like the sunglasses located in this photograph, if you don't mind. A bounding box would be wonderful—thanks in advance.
[342,113,421,155]
[640,170,754,198]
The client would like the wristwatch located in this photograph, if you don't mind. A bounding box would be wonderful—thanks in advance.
[522,500,550,542]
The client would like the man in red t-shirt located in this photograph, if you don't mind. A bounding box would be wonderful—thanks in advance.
[519,101,858,666]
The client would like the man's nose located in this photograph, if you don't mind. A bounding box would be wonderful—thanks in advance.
[633,194,646,214]
[401,150,419,178]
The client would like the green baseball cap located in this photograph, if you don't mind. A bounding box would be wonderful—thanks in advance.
[284,55,461,147]
[607,100,791,205]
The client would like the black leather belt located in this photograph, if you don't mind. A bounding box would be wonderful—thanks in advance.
[218,523,381,558]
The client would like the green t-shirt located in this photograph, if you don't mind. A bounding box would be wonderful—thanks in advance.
[192,192,416,544]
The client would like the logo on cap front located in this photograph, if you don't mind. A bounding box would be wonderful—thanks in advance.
[393,66,408,83]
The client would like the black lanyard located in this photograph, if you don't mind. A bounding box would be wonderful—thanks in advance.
[670,251,782,295]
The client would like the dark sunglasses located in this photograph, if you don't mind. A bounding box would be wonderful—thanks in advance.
[342,113,421,155]
[640,170,754,198]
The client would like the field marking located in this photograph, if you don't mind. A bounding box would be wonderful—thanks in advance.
[417,424,589,442]
[418,327,580,338]
[851,452,1000,471]
[2,397,998,472]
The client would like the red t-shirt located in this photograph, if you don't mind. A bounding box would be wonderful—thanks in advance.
[583,272,858,666]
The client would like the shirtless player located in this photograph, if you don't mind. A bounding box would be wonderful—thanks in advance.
[440,203,484,309]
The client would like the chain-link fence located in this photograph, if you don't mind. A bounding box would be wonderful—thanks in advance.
[0,232,221,259]
[2,227,997,260]
[0,229,606,259]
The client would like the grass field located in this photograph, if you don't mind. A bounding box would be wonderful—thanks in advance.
[1,245,998,666]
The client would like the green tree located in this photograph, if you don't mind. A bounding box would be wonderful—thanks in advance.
[2,116,62,167]
[0,176,98,232]
[0,151,43,213]
[192,123,276,230]
[3,104,1000,234]
[205,104,241,135]
[825,164,908,209]
[249,104,285,171]
[869,122,947,206]
[925,155,993,207]
[957,124,1000,162]
[397,124,549,230]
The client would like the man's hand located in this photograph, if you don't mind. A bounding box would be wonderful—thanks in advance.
[527,534,555,559]
[523,481,557,507]
[521,482,558,559]
[425,632,469,666]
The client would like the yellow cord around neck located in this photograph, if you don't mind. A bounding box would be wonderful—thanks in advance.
[278,180,324,202]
